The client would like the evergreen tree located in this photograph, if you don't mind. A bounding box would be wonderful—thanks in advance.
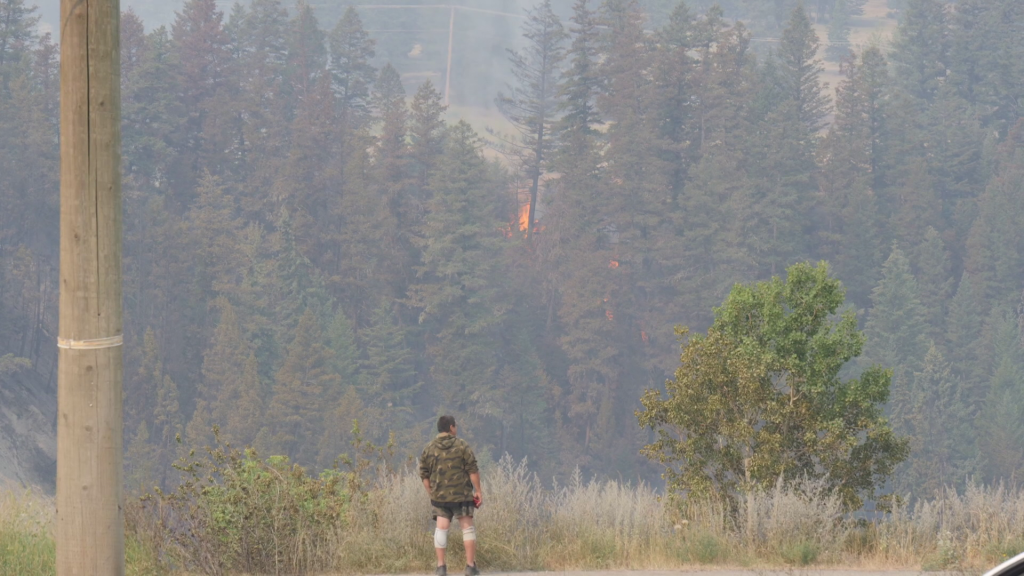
[170,0,231,198]
[558,0,601,141]
[152,373,183,485]
[409,80,447,194]
[776,5,830,132]
[826,0,851,62]
[862,246,930,393]
[896,345,974,496]
[944,271,983,385]
[124,422,159,494]
[327,309,359,387]
[496,0,567,239]
[889,0,948,102]
[360,301,416,409]
[286,0,328,102]
[964,141,1024,311]
[329,7,376,122]
[912,226,953,343]
[408,122,505,415]
[268,309,340,464]
[0,0,38,78]
[975,310,1024,483]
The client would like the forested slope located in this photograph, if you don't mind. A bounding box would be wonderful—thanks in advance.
[1,0,1023,496]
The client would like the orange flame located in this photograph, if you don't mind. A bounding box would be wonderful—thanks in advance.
[519,203,530,232]
[641,330,649,343]
[609,260,619,268]
[606,310,614,321]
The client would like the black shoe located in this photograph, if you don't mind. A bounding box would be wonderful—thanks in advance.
[465,564,479,576]
[436,565,447,576]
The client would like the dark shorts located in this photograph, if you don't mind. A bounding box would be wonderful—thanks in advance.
[431,501,475,521]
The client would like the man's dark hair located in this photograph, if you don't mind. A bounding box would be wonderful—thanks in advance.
[437,415,456,433]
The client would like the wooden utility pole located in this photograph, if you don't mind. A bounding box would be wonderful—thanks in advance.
[56,0,125,574]
[444,5,455,106]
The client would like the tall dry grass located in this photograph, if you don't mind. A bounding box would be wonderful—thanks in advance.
[3,456,1024,574]
[0,488,54,576]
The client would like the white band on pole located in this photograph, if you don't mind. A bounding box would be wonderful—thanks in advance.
[57,335,123,350]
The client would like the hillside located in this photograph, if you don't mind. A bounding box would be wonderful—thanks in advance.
[0,367,56,492]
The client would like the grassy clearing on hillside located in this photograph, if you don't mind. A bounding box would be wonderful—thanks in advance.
[4,456,1024,574]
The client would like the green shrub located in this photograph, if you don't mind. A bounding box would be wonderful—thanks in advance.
[144,441,350,575]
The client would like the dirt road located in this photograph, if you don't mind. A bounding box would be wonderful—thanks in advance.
[387,565,946,569]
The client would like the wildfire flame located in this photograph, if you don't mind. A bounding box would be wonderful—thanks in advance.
[606,310,614,321]
[519,203,530,232]
[609,260,619,268]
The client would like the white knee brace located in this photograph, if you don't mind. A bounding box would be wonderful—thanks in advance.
[462,525,476,542]
[434,527,449,549]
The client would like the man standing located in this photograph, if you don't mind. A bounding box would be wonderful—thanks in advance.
[420,415,482,576]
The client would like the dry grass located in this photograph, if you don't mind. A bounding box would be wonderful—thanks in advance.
[4,457,1024,574]
[0,488,54,576]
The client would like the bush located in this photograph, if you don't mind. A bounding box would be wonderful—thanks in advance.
[141,443,350,575]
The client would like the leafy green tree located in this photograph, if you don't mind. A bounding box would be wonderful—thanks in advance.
[496,0,567,239]
[638,262,908,511]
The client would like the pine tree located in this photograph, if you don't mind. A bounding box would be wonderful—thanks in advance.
[558,0,601,141]
[197,301,253,441]
[124,422,159,494]
[409,80,447,193]
[127,328,163,430]
[496,0,567,239]
[964,142,1024,311]
[889,0,948,102]
[896,345,974,496]
[862,246,930,393]
[408,122,505,414]
[912,226,952,343]
[268,308,340,464]
[226,0,290,188]
[975,310,1024,483]
[826,0,851,62]
[170,0,230,198]
[286,0,328,102]
[360,301,416,409]
[0,0,38,77]
[776,5,830,132]
[152,373,183,485]
[327,309,359,387]
[947,0,1024,130]
[944,272,983,385]
[329,7,376,122]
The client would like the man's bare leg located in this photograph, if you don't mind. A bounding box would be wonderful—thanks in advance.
[459,516,476,567]
[436,516,451,567]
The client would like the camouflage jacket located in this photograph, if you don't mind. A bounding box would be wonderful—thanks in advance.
[419,433,479,503]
